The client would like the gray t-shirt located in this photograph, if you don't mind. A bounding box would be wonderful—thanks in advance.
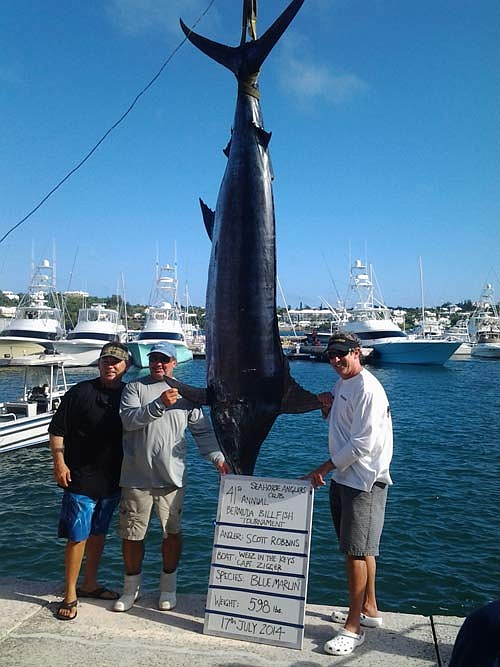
[119,375,224,488]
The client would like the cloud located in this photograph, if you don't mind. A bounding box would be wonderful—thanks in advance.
[277,31,368,105]
[106,0,211,38]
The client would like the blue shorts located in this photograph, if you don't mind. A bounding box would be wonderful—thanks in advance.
[58,491,121,542]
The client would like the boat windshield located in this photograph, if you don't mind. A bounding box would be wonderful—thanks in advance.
[79,308,119,324]
[17,307,61,321]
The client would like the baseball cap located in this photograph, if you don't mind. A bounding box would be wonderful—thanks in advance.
[99,341,129,362]
[147,341,178,360]
[325,332,362,355]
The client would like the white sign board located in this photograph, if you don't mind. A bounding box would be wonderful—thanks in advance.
[204,475,314,650]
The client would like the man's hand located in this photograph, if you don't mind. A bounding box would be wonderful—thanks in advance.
[301,459,335,488]
[160,387,179,407]
[53,460,71,487]
[215,460,231,475]
[302,469,327,488]
[318,391,333,418]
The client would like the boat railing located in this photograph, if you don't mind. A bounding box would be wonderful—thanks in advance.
[0,411,18,422]
[2,401,38,419]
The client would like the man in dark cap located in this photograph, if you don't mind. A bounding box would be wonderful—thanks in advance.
[303,332,393,657]
[50,341,130,620]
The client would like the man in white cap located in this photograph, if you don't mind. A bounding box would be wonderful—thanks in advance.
[303,332,393,657]
[114,341,229,613]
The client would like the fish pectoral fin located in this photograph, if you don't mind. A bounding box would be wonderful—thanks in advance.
[223,137,232,158]
[200,198,215,241]
[280,380,322,414]
[254,124,272,149]
[164,376,208,406]
[280,361,322,414]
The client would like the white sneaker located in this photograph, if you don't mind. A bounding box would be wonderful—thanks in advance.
[159,591,177,611]
[113,573,141,612]
[159,570,177,611]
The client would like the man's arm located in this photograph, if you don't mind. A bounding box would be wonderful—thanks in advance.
[50,434,71,487]
[188,407,229,472]
[120,381,173,431]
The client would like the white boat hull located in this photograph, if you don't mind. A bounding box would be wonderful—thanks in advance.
[0,341,46,365]
[4,352,75,367]
[0,413,53,453]
[471,343,500,358]
[53,341,105,366]
[451,342,473,356]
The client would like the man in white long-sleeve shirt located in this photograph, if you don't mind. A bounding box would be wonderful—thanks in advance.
[304,332,393,657]
[113,342,229,613]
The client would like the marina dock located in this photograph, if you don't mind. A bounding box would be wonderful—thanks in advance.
[0,577,463,666]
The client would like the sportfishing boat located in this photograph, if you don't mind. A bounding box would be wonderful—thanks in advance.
[0,360,69,453]
[128,262,193,367]
[53,303,127,366]
[444,316,474,356]
[0,259,64,364]
[469,284,500,359]
[340,260,461,364]
[181,285,206,357]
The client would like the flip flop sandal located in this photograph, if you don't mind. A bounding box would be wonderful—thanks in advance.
[331,609,383,628]
[56,599,78,621]
[324,629,365,656]
[76,587,119,600]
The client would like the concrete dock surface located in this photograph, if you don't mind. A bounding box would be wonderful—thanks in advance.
[0,578,463,666]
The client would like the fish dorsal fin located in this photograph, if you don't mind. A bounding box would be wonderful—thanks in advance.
[165,376,208,406]
[199,198,215,241]
[280,357,322,414]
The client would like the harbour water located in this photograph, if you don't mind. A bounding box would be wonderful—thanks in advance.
[0,357,499,619]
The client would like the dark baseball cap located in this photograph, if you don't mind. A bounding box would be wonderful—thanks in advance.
[325,332,362,355]
[99,342,129,362]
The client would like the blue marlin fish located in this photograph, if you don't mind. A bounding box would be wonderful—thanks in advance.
[168,0,321,474]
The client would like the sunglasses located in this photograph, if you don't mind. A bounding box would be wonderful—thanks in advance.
[149,354,173,363]
[327,348,351,359]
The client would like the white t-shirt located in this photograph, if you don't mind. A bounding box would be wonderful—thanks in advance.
[328,368,393,492]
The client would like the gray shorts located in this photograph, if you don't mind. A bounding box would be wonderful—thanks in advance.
[118,486,186,540]
[329,480,388,557]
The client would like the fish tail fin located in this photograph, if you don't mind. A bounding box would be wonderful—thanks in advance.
[280,357,322,414]
[180,0,304,80]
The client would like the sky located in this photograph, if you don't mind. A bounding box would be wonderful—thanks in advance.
[1,0,499,309]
